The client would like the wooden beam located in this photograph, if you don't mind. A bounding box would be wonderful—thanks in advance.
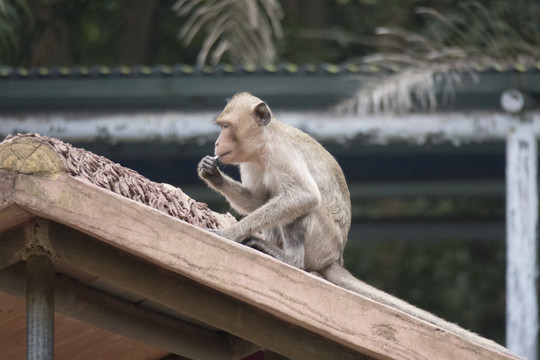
[0,227,24,270]
[0,204,32,235]
[0,137,65,177]
[0,262,250,360]
[46,222,362,360]
[0,171,32,234]
[12,173,517,360]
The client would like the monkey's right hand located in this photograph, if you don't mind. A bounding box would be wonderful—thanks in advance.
[198,155,224,187]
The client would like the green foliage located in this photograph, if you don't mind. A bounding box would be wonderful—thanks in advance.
[173,0,283,66]
[279,0,430,64]
[0,0,31,64]
[340,0,540,114]
[345,237,507,345]
[346,193,507,345]
[352,197,504,220]
[8,0,540,69]
[416,1,540,61]
[66,1,122,66]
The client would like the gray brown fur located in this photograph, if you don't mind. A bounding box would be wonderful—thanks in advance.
[199,93,350,271]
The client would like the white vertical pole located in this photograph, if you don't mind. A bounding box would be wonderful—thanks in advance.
[504,89,539,360]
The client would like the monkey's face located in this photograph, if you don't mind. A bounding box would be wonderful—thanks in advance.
[214,116,236,164]
[214,114,258,164]
[213,93,272,165]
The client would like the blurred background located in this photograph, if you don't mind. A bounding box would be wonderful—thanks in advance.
[2,0,540,350]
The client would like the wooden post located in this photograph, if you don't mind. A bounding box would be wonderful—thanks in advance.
[503,89,539,360]
[25,219,55,360]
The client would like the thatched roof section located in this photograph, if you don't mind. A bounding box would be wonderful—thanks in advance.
[1,133,231,230]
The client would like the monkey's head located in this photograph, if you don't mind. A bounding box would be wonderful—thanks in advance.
[214,92,272,164]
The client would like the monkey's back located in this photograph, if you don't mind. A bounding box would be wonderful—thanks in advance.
[272,120,352,238]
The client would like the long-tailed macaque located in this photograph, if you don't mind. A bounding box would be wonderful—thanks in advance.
[198,92,513,356]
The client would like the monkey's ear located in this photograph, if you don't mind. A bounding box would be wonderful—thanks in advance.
[253,102,272,127]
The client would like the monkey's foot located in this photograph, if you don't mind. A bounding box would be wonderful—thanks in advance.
[241,237,302,269]
[241,237,273,255]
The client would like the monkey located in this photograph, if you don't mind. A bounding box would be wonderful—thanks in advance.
[198,92,514,356]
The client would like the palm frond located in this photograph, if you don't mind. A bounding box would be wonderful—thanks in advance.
[0,0,32,64]
[340,1,540,115]
[338,64,470,115]
[173,0,283,67]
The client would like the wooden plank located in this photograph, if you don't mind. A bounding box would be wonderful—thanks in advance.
[0,227,24,270]
[46,222,361,360]
[0,204,32,234]
[0,231,25,270]
[13,173,517,360]
[0,170,32,234]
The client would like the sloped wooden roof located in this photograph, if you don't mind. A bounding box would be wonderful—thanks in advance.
[0,134,519,360]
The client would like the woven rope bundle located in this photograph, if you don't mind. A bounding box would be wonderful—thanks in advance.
[2,133,225,229]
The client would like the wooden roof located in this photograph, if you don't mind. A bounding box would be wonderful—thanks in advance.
[0,134,519,360]
[0,291,171,360]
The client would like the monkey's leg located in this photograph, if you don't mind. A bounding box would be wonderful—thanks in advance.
[242,237,305,269]
[241,237,291,263]
[243,220,306,269]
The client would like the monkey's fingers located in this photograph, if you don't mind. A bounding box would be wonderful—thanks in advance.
[201,155,219,168]
[199,164,218,177]
[201,158,221,175]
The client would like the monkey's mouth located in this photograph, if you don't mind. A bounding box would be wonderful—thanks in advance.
[217,151,231,159]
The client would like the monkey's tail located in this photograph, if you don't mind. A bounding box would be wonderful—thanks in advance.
[320,262,516,357]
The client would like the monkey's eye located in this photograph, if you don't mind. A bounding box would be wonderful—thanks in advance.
[220,123,230,129]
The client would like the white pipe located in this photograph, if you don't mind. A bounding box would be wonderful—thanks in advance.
[1,111,540,145]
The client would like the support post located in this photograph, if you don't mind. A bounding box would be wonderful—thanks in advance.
[26,254,55,360]
[25,219,55,360]
[503,89,539,360]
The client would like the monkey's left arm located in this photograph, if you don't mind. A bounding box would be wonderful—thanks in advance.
[219,184,267,215]
[220,180,321,242]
